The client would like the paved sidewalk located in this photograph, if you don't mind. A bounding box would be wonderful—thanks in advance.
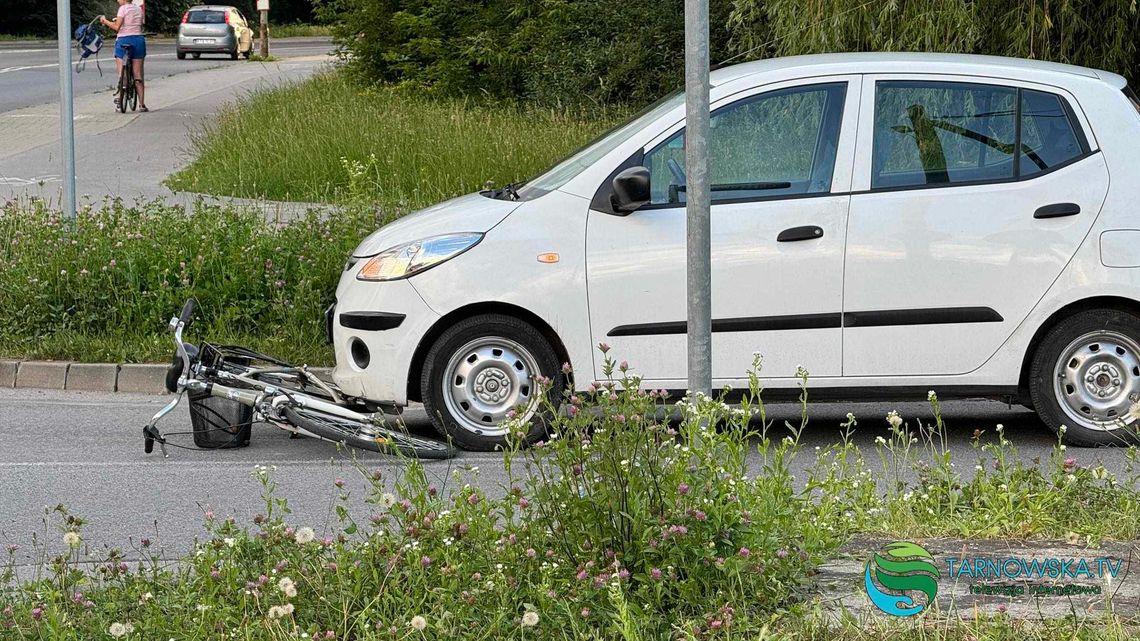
[0,54,331,210]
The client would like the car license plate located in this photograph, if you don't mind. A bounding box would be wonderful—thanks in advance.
[194,38,216,44]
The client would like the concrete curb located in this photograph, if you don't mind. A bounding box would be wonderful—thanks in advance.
[1,360,333,395]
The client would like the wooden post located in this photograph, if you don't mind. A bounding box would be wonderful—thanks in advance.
[257,0,269,57]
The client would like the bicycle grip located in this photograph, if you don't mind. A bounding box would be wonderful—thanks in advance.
[178,297,197,326]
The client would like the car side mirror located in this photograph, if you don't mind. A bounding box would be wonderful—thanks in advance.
[610,166,651,214]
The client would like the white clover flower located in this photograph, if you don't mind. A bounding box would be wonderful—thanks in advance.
[874,436,887,446]
[1092,466,1109,480]
[521,611,539,627]
[294,527,315,545]
[278,577,297,598]
[268,605,285,619]
[196,604,210,612]
[410,615,427,631]
[927,390,936,401]
[379,493,397,509]
[996,423,1005,432]
[63,532,81,547]
[886,411,902,429]
[281,603,294,616]
[223,538,236,548]
[108,622,133,637]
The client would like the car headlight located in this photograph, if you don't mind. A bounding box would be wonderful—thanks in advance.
[356,233,484,281]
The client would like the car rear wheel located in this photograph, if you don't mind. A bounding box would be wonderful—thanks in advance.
[421,314,563,451]
[176,50,186,60]
[1028,309,1140,446]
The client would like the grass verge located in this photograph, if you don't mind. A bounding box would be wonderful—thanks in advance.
[2,368,1139,638]
[165,71,620,207]
[268,23,333,38]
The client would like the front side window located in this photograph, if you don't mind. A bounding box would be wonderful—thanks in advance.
[872,81,1088,189]
[643,83,847,205]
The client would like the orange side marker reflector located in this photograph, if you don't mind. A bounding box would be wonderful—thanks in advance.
[537,253,560,264]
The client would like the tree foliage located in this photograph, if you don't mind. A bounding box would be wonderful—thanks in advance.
[320,0,1139,108]
[1,0,319,37]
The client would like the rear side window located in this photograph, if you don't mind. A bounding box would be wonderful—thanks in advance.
[1127,87,1140,115]
[187,10,226,23]
[872,81,1088,189]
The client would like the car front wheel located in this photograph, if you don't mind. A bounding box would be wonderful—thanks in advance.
[1028,308,1140,446]
[421,314,562,451]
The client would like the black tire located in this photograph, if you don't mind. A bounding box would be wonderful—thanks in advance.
[192,53,201,59]
[230,47,239,60]
[1028,308,1140,447]
[117,69,129,114]
[281,405,456,460]
[421,314,563,451]
[242,45,252,59]
[176,50,186,60]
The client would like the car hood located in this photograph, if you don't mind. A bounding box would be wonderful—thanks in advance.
[352,192,523,257]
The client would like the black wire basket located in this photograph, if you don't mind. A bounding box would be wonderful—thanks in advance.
[188,389,253,449]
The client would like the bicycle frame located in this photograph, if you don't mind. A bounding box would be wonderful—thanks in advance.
[142,303,388,457]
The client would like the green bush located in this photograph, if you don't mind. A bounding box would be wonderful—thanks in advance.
[316,0,1140,109]
[0,199,382,365]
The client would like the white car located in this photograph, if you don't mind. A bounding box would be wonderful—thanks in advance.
[330,52,1140,450]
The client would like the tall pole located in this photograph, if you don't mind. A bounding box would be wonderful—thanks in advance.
[56,0,77,221]
[684,0,711,397]
[259,9,269,57]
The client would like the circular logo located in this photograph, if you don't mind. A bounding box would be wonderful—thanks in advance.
[863,541,940,616]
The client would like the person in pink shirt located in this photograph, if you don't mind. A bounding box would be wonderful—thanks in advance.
[100,0,148,111]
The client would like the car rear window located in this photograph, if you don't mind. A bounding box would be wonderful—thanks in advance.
[1126,87,1140,115]
[187,10,226,23]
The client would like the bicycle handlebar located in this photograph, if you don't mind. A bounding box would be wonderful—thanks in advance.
[179,298,197,326]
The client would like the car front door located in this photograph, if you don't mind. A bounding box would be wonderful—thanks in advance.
[586,77,861,386]
[843,76,1110,377]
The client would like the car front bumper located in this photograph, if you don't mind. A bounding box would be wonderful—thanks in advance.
[329,277,440,406]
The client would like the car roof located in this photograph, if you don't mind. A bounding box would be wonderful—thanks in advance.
[186,5,239,11]
[711,52,1127,89]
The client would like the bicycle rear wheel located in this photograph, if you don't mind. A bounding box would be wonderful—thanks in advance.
[281,406,456,460]
[117,66,130,113]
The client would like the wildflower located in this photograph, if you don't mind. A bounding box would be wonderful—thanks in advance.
[1063,457,1076,469]
[294,527,316,545]
[526,548,536,558]
[278,577,297,598]
[650,568,662,580]
[108,622,133,637]
[410,615,427,631]
[678,483,690,495]
[334,478,346,488]
[521,611,539,627]
[467,494,481,506]
[380,492,397,508]
[776,548,789,559]
[421,555,432,568]
[31,607,43,621]
[63,532,81,547]
[223,537,236,547]
[598,343,610,353]
[738,547,751,558]
[886,411,902,429]
[580,607,590,618]
[518,497,529,509]
[996,603,1007,614]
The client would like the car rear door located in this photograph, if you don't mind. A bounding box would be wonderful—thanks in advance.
[842,75,1109,377]
[586,76,862,386]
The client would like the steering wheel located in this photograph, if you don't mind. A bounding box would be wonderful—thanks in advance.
[666,158,686,187]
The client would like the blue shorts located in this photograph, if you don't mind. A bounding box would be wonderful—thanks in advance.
[115,35,146,60]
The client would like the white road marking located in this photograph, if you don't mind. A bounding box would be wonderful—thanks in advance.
[0,53,179,74]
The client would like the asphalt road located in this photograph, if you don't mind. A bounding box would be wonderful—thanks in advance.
[2,387,1134,568]
[0,37,333,113]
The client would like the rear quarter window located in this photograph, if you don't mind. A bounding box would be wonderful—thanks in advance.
[1126,87,1140,115]
[187,10,226,23]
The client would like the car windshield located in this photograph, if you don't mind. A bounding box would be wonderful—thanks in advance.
[187,10,226,23]
[514,90,685,200]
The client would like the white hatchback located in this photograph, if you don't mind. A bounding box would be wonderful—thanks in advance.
[330,53,1140,450]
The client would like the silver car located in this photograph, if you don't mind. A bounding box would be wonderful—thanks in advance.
[176,5,254,60]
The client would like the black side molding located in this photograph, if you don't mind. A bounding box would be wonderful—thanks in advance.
[608,307,1003,337]
[1034,203,1081,219]
[843,306,1003,328]
[777,225,824,242]
[339,311,406,332]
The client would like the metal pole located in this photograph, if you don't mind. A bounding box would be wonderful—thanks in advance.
[684,0,711,397]
[57,0,76,221]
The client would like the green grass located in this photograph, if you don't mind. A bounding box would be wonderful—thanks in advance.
[268,23,333,38]
[166,71,620,206]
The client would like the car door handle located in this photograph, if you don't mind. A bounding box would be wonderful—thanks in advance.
[1034,203,1081,219]
[777,225,824,242]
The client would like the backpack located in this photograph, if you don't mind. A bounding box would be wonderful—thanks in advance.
[73,21,104,75]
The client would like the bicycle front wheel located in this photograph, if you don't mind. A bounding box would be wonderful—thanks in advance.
[117,67,130,113]
[281,406,456,460]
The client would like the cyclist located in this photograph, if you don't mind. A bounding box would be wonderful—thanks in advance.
[99,0,148,112]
